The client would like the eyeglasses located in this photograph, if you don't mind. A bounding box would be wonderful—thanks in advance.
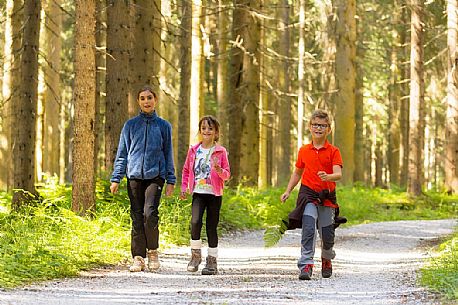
[311,123,329,129]
[140,96,154,101]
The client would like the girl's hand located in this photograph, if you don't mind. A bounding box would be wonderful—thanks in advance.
[212,158,223,174]
[180,191,187,200]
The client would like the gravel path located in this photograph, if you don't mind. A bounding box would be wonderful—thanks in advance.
[0,219,456,305]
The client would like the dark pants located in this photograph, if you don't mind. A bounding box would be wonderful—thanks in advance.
[127,178,164,258]
[190,193,222,248]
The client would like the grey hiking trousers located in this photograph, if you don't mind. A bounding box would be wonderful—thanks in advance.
[298,202,336,269]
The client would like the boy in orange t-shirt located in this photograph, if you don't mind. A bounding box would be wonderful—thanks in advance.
[280,109,343,280]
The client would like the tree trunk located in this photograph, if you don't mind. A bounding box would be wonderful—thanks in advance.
[316,0,335,109]
[216,0,228,147]
[238,0,260,186]
[277,0,291,184]
[354,13,364,183]
[72,0,96,215]
[12,0,41,208]
[407,0,425,196]
[0,0,15,190]
[333,0,356,185]
[189,0,203,144]
[105,0,129,172]
[399,2,409,188]
[43,0,62,179]
[258,1,267,189]
[297,0,306,149]
[388,0,401,187]
[2,0,23,191]
[95,0,106,175]
[130,1,153,116]
[446,0,458,193]
[177,0,191,183]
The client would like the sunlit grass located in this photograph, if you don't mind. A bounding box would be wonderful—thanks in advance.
[420,230,458,300]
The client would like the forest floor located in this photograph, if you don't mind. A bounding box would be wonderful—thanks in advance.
[0,219,456,305]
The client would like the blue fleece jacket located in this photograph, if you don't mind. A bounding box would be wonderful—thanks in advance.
[110,111,176,185]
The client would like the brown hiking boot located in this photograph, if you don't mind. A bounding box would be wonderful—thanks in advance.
[187,249,202,272]
[201,255,217,275]
[321,258,332,278]
[129,256,145,272]
[147,249,160,271]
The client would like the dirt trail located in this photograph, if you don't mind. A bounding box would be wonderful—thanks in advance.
[0,219,456,305]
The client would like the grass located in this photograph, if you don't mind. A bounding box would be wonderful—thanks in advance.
[419,230,458,300]
[0,179,456,300]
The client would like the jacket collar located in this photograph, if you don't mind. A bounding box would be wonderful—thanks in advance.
[139,111,158,121]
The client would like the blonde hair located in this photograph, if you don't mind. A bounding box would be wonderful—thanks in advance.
[309,109,331,125]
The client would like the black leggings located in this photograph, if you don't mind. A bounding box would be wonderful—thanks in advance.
[127,177,164,257]
[190,193,222,248]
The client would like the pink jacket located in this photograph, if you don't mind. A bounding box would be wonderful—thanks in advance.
[181,143,231,196]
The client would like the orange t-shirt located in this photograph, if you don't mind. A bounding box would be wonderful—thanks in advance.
[295,140,343,193]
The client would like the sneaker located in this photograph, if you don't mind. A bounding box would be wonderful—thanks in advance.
[299,264,313,280]
[129,256,145,272]
[187,249,202,272]
[321,258,332,278]
[201,256,217,275]
[147,249,160,271]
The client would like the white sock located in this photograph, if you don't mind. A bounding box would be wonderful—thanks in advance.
[208,247,218,258]
[190,239,202,250]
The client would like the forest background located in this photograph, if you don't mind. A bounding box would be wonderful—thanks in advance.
[0,0,457,299]
[0,0,457,208]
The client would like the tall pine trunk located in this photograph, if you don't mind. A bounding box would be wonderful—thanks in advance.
[388,0,401,186]
[333,0,356,184]
[130,1,153,116]
[446,0,458,193]
[189,0,203,144]
[12,0,41,207]
[43,0,62,178]
[278,0,291,184]
[407,0,425,196]
[105,0,129,172]
[177,0,191,183]
[72,0,96,215]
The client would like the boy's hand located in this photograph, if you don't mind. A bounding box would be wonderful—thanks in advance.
[110,182,119,194]
[280,192,290,203]
[165,184,174,196]
[180,191,187,200]
[317,171,329,181]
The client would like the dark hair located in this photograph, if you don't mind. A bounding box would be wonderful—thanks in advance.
[198,115,220,142]
[136,85,157,100]
[309,109,331,125]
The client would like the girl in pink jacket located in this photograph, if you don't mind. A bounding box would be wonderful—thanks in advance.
[180,115,230,275]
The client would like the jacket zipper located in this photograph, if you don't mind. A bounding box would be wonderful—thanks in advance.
[141,120,149,179]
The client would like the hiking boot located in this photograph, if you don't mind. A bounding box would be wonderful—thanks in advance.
[201,255,217,275]
[321,258,332,278]
[299,264,313,280]
[147,249,160,271]
[187,249,202,272]
[129,256,145,272]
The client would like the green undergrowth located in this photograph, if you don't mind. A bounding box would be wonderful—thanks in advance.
[420,230,458,300]
[0,180,456,290]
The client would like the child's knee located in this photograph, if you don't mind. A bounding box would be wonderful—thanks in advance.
[321,224,335,250]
